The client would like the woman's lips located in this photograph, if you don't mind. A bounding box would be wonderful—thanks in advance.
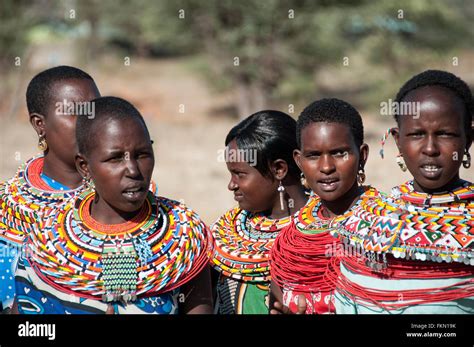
[233,194,244,202]
[419,164,442,179]
[122,187,147,202]
[317,179,339,192]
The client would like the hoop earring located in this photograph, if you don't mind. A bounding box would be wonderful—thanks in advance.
[357,168,366,185]
[277,181,285,211]
[300,172,309,189]
[38,135,48,151]
[462,150,471,169]
[396,154,407,172]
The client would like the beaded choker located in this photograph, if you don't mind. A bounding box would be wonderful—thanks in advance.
[27,190,210,303]
[336,181,474,268]
[79,192,151,235]
[294,197,334,234]
[392,180,474,205]
[210,207,296,283]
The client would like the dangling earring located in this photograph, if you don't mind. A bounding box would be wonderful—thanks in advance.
[379,127,393,159]
[277,181,285,211]
[300,172,309,189]
[82,176,93,191]
[396,154,407,172]
[38,135,48,151]
[462,150,471,169]
[357,168,366,185]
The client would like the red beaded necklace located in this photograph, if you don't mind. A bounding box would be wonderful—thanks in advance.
[27,157,56,191]
[78,192,151,235]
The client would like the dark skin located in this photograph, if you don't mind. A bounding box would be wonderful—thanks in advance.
[226,139,307,219]
[76,118,155,223]
[270,122,369,314]
[294,122,368,218]
[392,85,472,194]
[30,78,100,189]
[222,139,307,312]
[76,117,212,314]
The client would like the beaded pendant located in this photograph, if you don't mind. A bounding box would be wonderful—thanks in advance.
[101,239,138,303]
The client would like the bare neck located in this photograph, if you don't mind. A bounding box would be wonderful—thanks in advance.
[42,152,82,189]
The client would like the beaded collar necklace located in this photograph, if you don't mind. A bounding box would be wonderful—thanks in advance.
[17,155,79,200]
[27,190,210,303]
[210,207,297,283]
[337,181,474,268]
[295,186,380,235]
[0,156,81,244]
[392,180,474,205]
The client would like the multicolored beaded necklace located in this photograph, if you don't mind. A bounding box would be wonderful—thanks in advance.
[210,207,297,283]
[392,180,474,205]
[0,156,81,245]
[26,190,210,303]
[336,180,474,268]
[271,186,380,293]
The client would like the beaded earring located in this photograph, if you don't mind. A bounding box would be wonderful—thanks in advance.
[396,154,407,172]
[82,176,93,191]
[278,181,285,210]
[379,127,393,159]
[38,135,48,151]
[357,168,366,185]
[462,150,471,169]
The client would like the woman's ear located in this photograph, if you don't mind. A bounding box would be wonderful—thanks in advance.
[29,113,46,137]
[271,159,288,181]
[293,149,302,171]
[75,153,90,179]
[359,143,369,169]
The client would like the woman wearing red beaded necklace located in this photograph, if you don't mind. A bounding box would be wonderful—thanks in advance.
[14,97,213,314]
[334,70,474,314]
[270,98,380,314]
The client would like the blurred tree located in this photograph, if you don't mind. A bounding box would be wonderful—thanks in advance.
[141,0,472,117]
[149,0,358,117]
[0,0,32,71]
[1,0,472,119]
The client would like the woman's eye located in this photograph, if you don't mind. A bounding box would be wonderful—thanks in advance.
[232,171,246,178]
[334,151,348,157]
[306,153,319,158]
[438,132,457,137]
[108,156,123,162]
